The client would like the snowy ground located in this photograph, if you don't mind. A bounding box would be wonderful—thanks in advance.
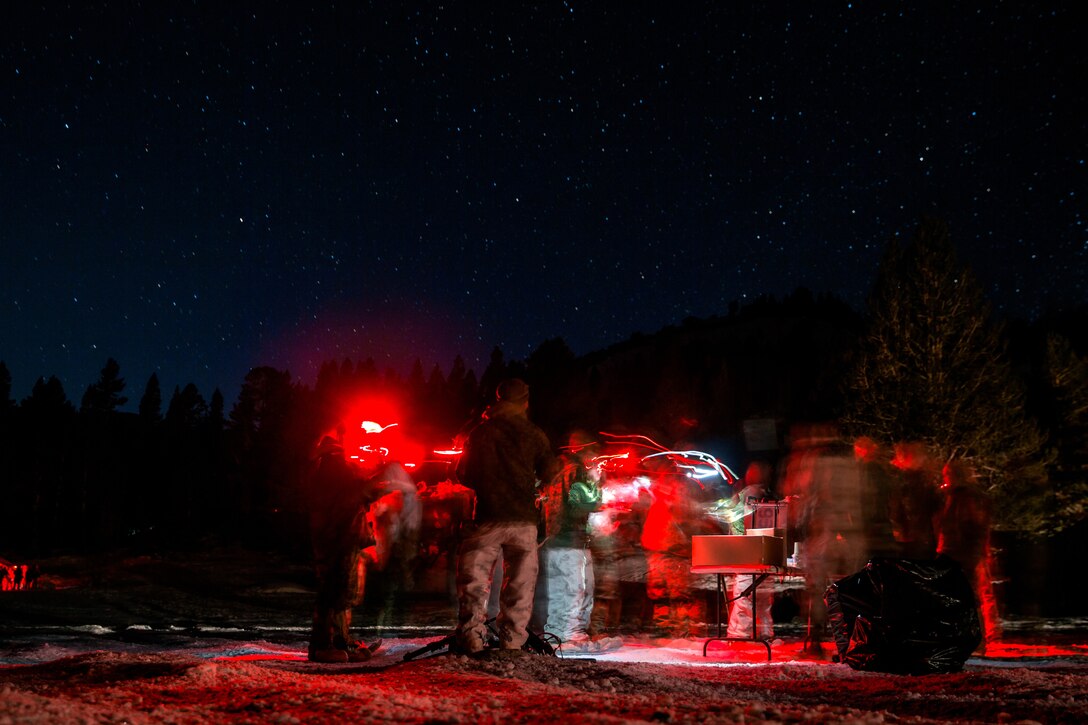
[1,548,1086,723]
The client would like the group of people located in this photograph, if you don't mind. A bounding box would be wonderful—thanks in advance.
[780,425,1002,655]
[0,560,37,591]
[303,382,1002,661]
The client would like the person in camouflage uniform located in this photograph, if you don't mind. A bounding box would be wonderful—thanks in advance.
[306,435,380,663]
[454,379,560,655]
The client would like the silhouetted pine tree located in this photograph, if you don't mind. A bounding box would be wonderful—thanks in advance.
[846,218,1052,532]
[525,337,578,439]
[139,373,163,422]
[478,347,507,404]
[0,362,16,552]
[0,361,13,410]
[442,355,470,432]
[228,367,302,546]
[208,388,225,431]
[80,358,128,414]
[166,383,208,427]
[77,359,130,549]
[20,377,76,553]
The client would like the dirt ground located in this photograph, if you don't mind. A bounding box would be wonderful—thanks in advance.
[1,548,1086,723]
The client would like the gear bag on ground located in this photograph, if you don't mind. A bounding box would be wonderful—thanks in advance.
[825,555,982,674]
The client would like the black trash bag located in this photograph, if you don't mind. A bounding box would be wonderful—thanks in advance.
[825,555,982,674]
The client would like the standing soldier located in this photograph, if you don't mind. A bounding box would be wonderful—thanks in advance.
[306,434,376,663]
[306,433,413,663]
[454,379,560,656]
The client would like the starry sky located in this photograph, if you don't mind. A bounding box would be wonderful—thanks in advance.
[2,2,1084,409]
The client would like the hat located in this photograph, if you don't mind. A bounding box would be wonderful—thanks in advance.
[496,378,530,403]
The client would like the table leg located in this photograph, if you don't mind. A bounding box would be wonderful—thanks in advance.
[702,573,773,661]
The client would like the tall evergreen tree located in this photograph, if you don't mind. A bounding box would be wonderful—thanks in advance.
[23,375,74,414]
[139,373,163,422]
[80,358,128,414]
[846,218,1052,532]
[0,361,13,410]
[478,346,507,402]
[19,376,76,554]
[227,367,300,543]
[207,388,226,431]
[166,383,208,428]
[407,358,426,394]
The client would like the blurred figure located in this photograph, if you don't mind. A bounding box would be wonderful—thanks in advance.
[589,478,654,635]
[780,423,868,656]
[726,461,775,640]
[362,464,421,635]
[853,436,901,560]
[534,429,603,646]
[937,459,1002,653]
[891,441,943,559]
[306,434,390,663]
[586,496,621,636]
[454,379,560,655]
[640,460,717,639]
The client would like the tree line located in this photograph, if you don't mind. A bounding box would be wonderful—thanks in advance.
[1,219,1085,559]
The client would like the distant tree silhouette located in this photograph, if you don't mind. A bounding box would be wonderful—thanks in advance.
[446,355,467,399]
[166,383,208,427]
[18,376,76,554]
[139,373,163,422]
[0,362,17,552]
[155,383,210,539]
[229,367,306,545]
[440,355,472,432]
[355,357,381,389]
[208,388,226,431]
[76,360,132,549]
[845,218,1052,532]
[0,361,13,410]
[22,375,74,415]
[462,368,479,412]
[80,358,128,414]
[407,358,426,391]
[478,347,508,402]
[525,337,578,440]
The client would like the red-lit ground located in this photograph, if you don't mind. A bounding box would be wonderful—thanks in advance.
[2,637,1087,724]
[1,549,1085,723]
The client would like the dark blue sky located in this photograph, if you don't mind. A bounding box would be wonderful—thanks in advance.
[2,2,1084,409]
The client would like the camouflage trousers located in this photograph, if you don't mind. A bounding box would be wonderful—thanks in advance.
[645,551,705,638]
[455,522,539,652]
[536,546,594,641]
[310,546,366,653]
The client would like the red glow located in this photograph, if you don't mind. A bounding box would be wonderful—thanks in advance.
[212,652,307,662]
[890,441,930,471]
[336,394,426,470]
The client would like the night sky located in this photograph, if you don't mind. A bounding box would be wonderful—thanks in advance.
[2,2,1084,409]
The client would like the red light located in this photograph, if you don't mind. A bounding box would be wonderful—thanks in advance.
[336,393,425,470]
